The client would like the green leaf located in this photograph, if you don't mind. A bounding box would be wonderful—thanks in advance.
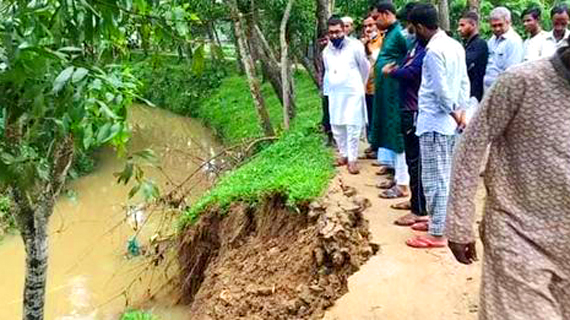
[115,162,134,185]
[128,183,141,199]
[191,44,205,74]
[53,66,75,93]
[96,122,112,144]
[141,180,160,200]
[72,67,89,83]
[83,123,94,149]
[91,79,103,90]
[96,100,119,119]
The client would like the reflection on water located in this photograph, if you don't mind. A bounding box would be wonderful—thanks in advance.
[0,104,220,320]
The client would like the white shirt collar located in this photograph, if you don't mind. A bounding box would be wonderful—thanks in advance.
[426,29,447,50]
[546,29,570,42]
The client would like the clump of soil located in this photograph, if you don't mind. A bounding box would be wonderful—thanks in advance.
[177,177,378,319]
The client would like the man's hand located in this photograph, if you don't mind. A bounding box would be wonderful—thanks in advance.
[451,110,467,131]
[382,62,397,75]
[449,241,478,265]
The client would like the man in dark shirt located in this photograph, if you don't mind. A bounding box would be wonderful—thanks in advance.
[382,17,428,226]
[458,11,489,101]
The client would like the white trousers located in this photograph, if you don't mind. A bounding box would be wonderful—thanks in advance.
[394,152,410,186]
[376,148,410,186]
[332,124,362,162]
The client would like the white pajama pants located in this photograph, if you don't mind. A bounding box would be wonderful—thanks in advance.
[331,124,362,162]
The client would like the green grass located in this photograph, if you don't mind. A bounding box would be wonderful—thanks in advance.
[120,310,158,320]
[180,70,335,226]
[195,70,322,144]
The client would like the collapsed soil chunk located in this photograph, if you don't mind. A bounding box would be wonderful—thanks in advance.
[178,177,378,319]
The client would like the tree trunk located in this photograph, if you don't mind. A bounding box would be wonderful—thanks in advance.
[280,0,295,129]
[12,189,50,320]
[229,0,275,136]
[22,213,49,320]
[468,0,479,13]
[252,24,289,108]
[12,139,73,320]
[436,0,450,32]
[297,51,319,87]
[314,0,331,90]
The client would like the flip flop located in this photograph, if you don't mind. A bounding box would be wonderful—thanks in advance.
[406,236,447,249]
[375,166,395,175]
[376,179,395,189]
[411,221,429,231]
[394,214,428,227]
[379,187,409,199]
[334,158,348,167]
[391,201,411,210]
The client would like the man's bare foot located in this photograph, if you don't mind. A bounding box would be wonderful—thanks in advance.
[335,157,348,167]
[347,161,360,175]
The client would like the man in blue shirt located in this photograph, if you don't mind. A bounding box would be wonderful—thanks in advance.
[405,3,470,249]
[382,3,428,227]
[484,7,524,89]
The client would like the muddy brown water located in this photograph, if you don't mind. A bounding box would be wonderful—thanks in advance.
[0,104,220,320]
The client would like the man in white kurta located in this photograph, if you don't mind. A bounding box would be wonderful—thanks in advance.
[323,17,370,174]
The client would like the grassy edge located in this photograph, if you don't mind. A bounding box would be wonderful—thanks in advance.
[132,59,334,227]
[179,71,334,226]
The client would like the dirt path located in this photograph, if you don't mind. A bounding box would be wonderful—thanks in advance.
[324,159,485,320]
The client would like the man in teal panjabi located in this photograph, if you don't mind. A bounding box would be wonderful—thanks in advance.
[370,2,410,198]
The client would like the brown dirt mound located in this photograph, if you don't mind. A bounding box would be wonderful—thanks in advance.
[177,177,378,319]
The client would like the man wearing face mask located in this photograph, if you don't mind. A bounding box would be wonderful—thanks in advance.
[362,16,383,147]
[484,7,523,90]
[323,16,370,174]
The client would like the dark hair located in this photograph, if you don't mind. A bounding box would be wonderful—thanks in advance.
[328,15,343,27]
[398,2,418,21]
[551,3,569,17]
[375,2,397,15]
[461,10,480,24]
[408,3,439,30]
[522,7,541,20]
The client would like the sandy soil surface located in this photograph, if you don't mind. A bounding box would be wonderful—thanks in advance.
[324,159,485,320]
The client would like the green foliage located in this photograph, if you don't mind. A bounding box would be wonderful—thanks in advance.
[130,54,228,117]
[0,193,15,240]
[180,71,335,226]
[332,0,566,38]
[195,70,319,144]
[0,4,138,193]
[120,310,159,320]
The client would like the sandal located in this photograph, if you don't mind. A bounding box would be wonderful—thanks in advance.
[335,157,348,167]
[378,186,409,199]
[375,166,395,175]
[406,235,447,249]
[391,201,411,210]
[411,221,429,232]
[394,214,429,227]
[376,179,395,189]
[348,162,360,175]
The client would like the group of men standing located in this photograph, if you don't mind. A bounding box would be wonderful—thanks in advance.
[322,2,570,319]
[322,1,569,246]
